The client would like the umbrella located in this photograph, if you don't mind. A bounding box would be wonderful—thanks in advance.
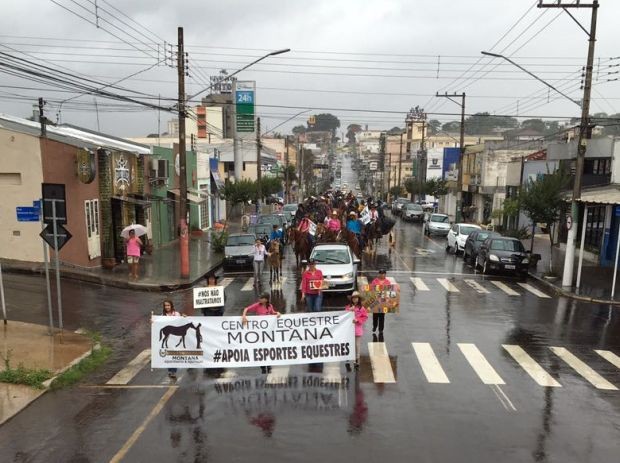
[120,224,148,239]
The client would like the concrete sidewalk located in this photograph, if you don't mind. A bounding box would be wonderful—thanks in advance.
[0,321,93,425]
[526,234,620,304]
[1,234,225,292]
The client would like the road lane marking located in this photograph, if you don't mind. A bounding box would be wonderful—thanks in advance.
[323,362,343,384]
[491,280,520,296]
[595,350,620,369]
[220,277,234,288]
[437,278,459,292]
[410,277,430,291]
[550,347,618,391]
[266,366,290,385]
[464,279,490,294]
[106,349,151,385]
[517,283,551,298]
[368,342,396,383]
[109,386,177,463]
[241,278,254,291]
[502,345,561,387]
[492,385,517,412]
[411,342,450,383]
[160,372,184,385]
[458,343,505,385]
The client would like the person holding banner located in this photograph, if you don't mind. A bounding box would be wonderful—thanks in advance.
[201,274,224,316]
[162,299,182,380]
[370,269,389,333]
[345,291,368,371]
[242,293,281,374]
[301,259,324,312]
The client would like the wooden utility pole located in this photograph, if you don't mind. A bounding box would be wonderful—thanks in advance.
[285,136,290,203]
[256,117,262,212]
[398,132,403,190]
[436,92,466,221]
[418,118,427,202]
[38,97,46,136]
[537,1,599,288]
[177,26,189,278]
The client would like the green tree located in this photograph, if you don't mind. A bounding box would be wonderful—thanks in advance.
[544,120,561,135]
[222,179,257,218]
[428,119,441,135]
[308,113,341,138]
[258,177,283,199]
[387,126,403,135]
[521,119,546,133]
[404,178,422,201]
[518,169,569,272]
[346,123,362,144]
[425,178,448,197]
[389,186,404,200]
[465,112,519,135]
[292,125,306,135]
[602,113,620,137]
[442,121,461,132]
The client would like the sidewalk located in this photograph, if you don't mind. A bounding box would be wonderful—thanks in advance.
[526,234,620,304]
[0,321,93,425]
[2,233,226,292]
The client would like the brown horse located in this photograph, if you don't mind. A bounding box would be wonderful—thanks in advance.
[342,229,361,259]
[268,240,282,282]
[288,228,312,266]
[364,221,382,253]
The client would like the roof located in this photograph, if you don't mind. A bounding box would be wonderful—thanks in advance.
[0,113,150,155]
[572,185,620,205]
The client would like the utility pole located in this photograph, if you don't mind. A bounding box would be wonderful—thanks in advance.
[256,117,262,213]
[398,132,403,190]
[232,78,242,182]
[177,26,189,279]
[418,118,427,202]
[436,92,466,221]
[38,97,46,136]
[285,136,290,203]
[538,1,599,288]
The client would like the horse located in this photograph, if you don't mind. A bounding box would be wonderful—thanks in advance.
[364,220,383,253]
[289,227,312,266]
[268,240,282,282]
[159,322,202,349]
[342,228,362,259]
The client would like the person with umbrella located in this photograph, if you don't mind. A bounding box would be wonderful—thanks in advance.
[122,224,146,280]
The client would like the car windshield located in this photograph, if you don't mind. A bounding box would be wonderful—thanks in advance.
[258,216,281,225]
[226,235,255,246]
[406,204,423,211]
[430,215,449,223]
[311,249,350,264]
[249,226,272,235]
[459,226,479,236]
[476,232,493,242]
[490,239,525,252]
[283,205,297,212]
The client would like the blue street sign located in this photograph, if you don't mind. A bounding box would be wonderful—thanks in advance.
[16,206,41,222]
[615,205,620,217]
[32,200,41,210]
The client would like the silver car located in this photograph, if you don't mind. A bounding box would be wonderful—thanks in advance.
[424,213,451,236]
[305,244,360,293]
[224,233,256,268]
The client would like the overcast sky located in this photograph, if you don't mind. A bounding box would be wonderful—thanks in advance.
[1,0,619,138]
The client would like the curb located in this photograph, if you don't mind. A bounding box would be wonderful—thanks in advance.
[42,343,101,389]
[528,271,620,305]
[1,259,223,293]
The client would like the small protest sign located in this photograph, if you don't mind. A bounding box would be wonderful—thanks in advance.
[193,286,225,308]
[360,283,400,314]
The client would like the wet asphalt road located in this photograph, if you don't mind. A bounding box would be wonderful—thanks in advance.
[1,159,620,462]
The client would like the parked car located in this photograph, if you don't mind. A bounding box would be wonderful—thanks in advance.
[446,223,482,254]
[303,243,360,294]
[463,230,501,265]
[476,237,529,276]
[224,233,256,268]
[391,197,410,216]
[402,203,425,222]
[282,203,298,221]
[247,224,272,244]
[423,213,451,236]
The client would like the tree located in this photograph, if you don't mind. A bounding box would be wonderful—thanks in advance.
[518,169,569,273]
[308,113,341,139]
[544,120,561,135]
[387,126,403,135]
[521,119,546,133]
[428,119,441,135]
[441,121,461,132]
[404,178,422,201]
[602,113,620,137]
[292,125,306,135]
[258,177,283,200]
[222,179,257,218]
[465,112,518,135]
[389,186,403,199]
[346,123,362,144]
[300,148,315,195]
[425,178,448,197]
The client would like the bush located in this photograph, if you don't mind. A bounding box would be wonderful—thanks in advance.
[503,226,531,240]
[210,231,228,253]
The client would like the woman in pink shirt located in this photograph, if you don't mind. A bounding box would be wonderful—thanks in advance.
[301,259,324,312]
[345,291,368,371]
[326,211,342,232]
[125,229,143,280]
[242,293,281,374]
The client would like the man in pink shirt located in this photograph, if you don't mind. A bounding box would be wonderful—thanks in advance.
[326,211,342,233]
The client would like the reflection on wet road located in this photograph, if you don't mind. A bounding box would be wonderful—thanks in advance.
[1,158,619,462]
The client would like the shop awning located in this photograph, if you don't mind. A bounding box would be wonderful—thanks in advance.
[111,196,152,207]
[210,169,225,191]
[571,185,620,205]
[169,189,207,204]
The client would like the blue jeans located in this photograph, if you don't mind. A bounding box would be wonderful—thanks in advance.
[305,293,323,312]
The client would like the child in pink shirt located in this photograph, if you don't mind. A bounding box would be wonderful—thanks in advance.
[345,291,368,370]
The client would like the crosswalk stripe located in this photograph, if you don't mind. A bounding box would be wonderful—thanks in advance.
[266,366,290,385]
[367,342,396,383]
[410,277,430,291]
[411,342,450,384]
[595,350,620,369]
[491,280,520,296]
[323,362,343,383]
[550,347,618,391]
[240,277,254,291]
[357,276,369,288]
[464,279,490,294]
[437,278,459,292]
[517,283,550,298]
[106,349,151,385]
[458,343,505,385]
[220,277,234,288]
[502,345,561,387]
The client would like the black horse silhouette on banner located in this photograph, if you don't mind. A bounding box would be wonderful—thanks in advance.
[159,323,202,349]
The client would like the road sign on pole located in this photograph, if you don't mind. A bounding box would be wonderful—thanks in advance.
[42,183,66,225]
[39,223,72,251]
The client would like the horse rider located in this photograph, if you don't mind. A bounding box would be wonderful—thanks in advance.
[369,203,379,222]
[297,213,314,248]
[346,211,364,250]
[293,203,306,227]
[326,210,342,235]
[269,224,283,244]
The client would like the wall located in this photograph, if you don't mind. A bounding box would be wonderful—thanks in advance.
[0,128,44,262]
[41,138,101,268]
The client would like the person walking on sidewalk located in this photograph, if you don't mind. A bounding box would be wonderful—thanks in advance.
[162,299,182,380]
[252,238,269,287]
[242,293,281,374]
[125,229,142,280]
[301,259,324,312]
[370,269,389,333]
[201,274,224,316]
[345,291,368,371]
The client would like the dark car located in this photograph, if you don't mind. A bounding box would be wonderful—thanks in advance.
[463,230,501,265]
[476,237,529,276]
[247,224,273,244]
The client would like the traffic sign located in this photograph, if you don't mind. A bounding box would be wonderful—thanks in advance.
[16,206,40,222]
[40,223,72,251]
[42,183,67,225]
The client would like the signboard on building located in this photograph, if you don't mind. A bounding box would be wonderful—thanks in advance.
[235,81,255,133]
[369,161,378,171]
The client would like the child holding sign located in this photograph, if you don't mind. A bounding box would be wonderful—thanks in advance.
[345,291,368,371]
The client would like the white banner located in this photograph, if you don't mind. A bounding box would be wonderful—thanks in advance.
[308,220,317,236]
[360,207,371,225]
[193,286,225,308]
[151,311,355,369]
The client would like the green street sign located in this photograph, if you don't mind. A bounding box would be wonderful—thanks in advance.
[236,86,255,132]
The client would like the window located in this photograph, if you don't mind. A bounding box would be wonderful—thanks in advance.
[585,205,606,250]
[0,173,22,185]
[311,249,350,264]
[490,239,525,252]
[459,226,479,236]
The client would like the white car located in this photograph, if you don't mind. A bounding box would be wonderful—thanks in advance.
[424,213,451,236]
[305,244,360,293]
[446,223,482,254]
